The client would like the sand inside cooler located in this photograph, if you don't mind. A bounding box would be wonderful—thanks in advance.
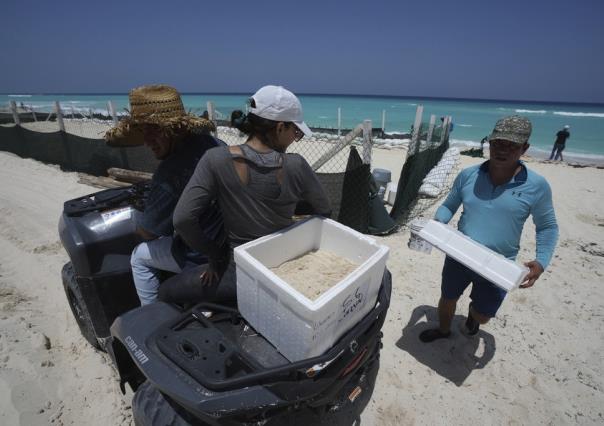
[269,249,359,301]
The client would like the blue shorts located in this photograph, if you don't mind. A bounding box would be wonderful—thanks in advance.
[441,257,507,317]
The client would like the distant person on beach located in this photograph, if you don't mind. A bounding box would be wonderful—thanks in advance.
[549,125,570,161]
[477,135,488,156]
[440,116,454,132]
[104,84,225,306]
[159,85,331,305]
[461,135,488,158]
[419,115,559,343]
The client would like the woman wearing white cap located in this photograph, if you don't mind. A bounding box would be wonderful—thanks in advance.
[159,86,331,304]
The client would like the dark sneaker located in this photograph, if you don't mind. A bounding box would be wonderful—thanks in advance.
[461,303,480,336]
[463,315,479,336]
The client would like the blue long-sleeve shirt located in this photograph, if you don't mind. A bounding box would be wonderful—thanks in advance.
[434,161,559,269]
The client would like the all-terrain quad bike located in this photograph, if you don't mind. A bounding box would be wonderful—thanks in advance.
[59,183,391,425]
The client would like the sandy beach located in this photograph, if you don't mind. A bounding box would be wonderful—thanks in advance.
[1,146,603,425]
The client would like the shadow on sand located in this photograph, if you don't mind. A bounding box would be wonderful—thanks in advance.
[395,305,496,386]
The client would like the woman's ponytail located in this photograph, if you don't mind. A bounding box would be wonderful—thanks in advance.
[230,110,252,134]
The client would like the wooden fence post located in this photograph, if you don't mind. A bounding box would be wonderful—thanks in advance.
[440,116,450,144]
[409,105,424,157]
[31,108,37,122]
[207,101,217,137]
[362,119,373,165]
[381,110,386,134]
[337,107,341,137]
[206,101,215,122]
[55,101,65,132]
[311,124,363,171]
[9,100,20,125]
[440,117,449,143]
[108,101,119,126]
[426,114,436,145]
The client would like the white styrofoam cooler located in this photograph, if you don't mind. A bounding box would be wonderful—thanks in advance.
[417,220,529,292]
[234,217,389,362]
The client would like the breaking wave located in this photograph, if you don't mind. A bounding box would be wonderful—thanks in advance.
[515,109,547,114]
[553,111,604,118]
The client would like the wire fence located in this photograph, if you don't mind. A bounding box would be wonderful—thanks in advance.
[390,111,459,226]
[2,100,374,174]
[214,119,374,228]
[1,100,459,232]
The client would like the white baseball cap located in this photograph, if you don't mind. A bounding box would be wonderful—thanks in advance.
[249,85,312,137]
[564,125,570,129]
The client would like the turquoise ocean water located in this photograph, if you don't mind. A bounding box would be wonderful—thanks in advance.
[3,93,604,163]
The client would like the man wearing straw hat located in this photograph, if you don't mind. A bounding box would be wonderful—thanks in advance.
[419,116,559,342]
[105,84,226,306]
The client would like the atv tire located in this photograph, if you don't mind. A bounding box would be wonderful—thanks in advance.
[132,381,197,426]
[62,262,100,350]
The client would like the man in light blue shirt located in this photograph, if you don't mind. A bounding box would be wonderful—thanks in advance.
[420,116,559,342]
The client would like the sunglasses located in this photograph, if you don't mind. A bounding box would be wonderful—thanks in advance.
[289,124,304,141]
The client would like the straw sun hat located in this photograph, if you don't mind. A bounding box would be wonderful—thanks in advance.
[104,85,216,147]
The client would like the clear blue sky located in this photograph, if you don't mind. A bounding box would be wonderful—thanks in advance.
[1,0,603,103]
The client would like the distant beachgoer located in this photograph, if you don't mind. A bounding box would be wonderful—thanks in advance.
[104,84,224,305]
[460,137,487,158]
[549,125,570,161]
[419,115,559,343]
[201,110,209,120]
[440,116,454,132]
[472,135,489,157]
[160,85,331,305]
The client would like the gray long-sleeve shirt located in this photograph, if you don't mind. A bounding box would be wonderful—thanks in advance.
[173,145,331,260]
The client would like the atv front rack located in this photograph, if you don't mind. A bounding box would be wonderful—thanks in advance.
[148,271,391,391]
[154,308,275,389]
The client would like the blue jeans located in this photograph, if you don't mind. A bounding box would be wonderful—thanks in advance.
[130,236,198,305]
[549,143,564,161]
